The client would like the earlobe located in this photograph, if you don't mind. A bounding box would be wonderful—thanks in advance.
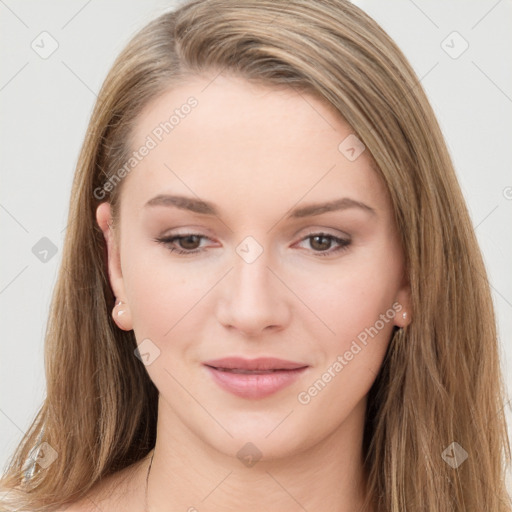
[395,276,413,328]
[96,202,133,331]
[397,309,411,328]
[112,299,133,331]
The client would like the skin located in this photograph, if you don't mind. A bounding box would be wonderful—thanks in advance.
[89,73,411,512]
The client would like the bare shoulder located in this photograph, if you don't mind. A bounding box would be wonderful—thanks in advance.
[55,456,149,512]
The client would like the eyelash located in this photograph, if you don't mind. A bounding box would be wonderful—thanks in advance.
[154,232,351,257]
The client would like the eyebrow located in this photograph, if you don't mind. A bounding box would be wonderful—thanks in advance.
[144,194,376,218]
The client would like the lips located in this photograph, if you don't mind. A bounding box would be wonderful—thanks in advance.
[202,357,309,399]
[213,368,287,374]
[203,357,308,372]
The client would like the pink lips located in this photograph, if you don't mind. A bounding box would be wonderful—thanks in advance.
[203,357,309,399]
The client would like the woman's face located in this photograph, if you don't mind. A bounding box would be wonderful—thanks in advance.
[97,73,411,460]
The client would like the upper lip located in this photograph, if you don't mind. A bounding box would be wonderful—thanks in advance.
[203,357,308,371]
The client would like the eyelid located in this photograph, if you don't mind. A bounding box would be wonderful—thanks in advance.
[157,226,350,244]
[154,228,352,258]
[293,225,351,239]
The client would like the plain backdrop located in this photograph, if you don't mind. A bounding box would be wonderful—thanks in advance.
[1,0,511,491]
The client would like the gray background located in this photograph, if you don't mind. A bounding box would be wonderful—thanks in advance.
[1,0,511,490]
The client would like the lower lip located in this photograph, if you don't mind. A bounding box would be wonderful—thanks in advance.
[204,365,308,399]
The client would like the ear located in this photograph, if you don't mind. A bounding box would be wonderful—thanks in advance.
[96,202,133,331]
[394,271,413,328]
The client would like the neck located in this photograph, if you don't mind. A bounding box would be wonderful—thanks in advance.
[145,395,373,512]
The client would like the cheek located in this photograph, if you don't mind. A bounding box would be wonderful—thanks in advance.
[129,273,204,341]
[304,257,400,342]
[300,252,402,400]
[121,240,204,344]
[295,269,399,414]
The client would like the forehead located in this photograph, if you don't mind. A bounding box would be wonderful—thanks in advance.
[121,73,388,220]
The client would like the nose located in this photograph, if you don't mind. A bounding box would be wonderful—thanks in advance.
[215,245,291,337]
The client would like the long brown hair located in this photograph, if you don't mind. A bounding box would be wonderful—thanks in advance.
[1,1,510,510]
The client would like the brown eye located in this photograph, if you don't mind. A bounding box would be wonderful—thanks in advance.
[298,232,352,257]
[177,235,202,250]
[310,234,333,251]
[154,233,210,255]
[154,232,351,257]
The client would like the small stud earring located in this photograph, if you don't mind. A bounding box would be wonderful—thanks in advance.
[115,300,124,315]
[112,299,131,330]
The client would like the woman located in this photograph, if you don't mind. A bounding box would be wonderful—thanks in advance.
[1,0,510,510]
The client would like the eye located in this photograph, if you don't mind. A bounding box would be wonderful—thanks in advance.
[154,231,352,257]
[295,232,351,257]
[154,234,210,255]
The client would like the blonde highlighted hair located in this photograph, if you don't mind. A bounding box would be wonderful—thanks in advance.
[1,1,510,510]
